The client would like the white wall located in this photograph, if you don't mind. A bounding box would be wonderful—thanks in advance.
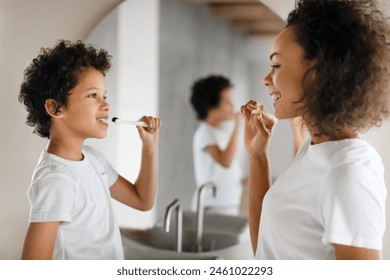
[260,0,295,21]
[0,0,123,260]
[85,0,160,229]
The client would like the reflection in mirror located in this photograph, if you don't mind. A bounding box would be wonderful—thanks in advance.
[85,0,296,259]
[190,75,244,216]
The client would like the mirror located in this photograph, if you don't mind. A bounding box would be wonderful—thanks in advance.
[85,0,296,259]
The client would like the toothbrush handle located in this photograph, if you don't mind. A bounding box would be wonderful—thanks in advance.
[118,120,148,127]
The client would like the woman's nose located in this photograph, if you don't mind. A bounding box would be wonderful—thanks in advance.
[263,71,272,86]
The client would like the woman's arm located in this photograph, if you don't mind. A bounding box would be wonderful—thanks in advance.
[21,221,59,260]
[247,154,272,254]
[241,101,276,255]
[334,244,382,259]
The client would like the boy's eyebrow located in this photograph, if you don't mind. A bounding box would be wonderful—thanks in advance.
[84,87,107,93]
[270,52,279,60]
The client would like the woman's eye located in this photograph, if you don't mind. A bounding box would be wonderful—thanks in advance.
[103,96,108,100]
[271,64,280,70]
[88,93,97,98]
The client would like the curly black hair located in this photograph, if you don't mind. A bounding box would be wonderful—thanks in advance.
[287,0,390,136]
[19,40,112,138]
[190,75,233,120]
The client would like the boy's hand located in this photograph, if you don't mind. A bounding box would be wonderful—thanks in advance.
[137,116,161,147]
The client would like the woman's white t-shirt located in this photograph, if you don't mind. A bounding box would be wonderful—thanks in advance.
[192,121,243,210]
[256,139,386,259]
[27,145,123,260]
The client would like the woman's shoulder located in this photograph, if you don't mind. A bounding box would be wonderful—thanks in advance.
[308,138,381,165]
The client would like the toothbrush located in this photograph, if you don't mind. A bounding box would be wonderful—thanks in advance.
[111,117,148,127]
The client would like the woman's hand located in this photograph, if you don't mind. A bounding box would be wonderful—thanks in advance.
[137,116,161,147]
[241,100,277,158]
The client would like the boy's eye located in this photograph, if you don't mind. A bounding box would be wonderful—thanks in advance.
[88,93,97,98]
[103,96,108,100]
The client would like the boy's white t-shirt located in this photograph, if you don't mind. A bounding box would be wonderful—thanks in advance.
[27,145,123,260]
[192,121,243,210]
[256,139,387,259]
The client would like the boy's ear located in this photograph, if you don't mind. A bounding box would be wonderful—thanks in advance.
[44,99,64,118]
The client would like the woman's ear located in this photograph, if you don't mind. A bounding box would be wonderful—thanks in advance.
[44,99,63,118]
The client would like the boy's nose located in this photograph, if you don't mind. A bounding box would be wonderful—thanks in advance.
[102,99,110,111]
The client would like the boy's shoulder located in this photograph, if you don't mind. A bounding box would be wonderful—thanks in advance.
[31,149,78,187]
[31,145,98,183]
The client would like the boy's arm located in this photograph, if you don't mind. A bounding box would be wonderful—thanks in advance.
[110,145,157,211]
[110,116,160,211]
[21,221,59,260]
[206,113,241,168]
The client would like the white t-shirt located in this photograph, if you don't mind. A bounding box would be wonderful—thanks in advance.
[256,139,387,259]
[27,145,123,260]
[192,121,243,210]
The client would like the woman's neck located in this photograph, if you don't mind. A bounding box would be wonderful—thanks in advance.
[305,122,361,144]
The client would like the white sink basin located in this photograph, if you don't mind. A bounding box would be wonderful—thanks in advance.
[120,228,253,260]
[150,211,249,252]
[120,211,252,259]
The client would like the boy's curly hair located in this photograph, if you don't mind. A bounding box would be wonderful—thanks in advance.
[19,40,112,138]
[287,0,390,136]
[190,75,233,120]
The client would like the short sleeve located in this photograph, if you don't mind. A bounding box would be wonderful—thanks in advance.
[102,156,119,187]
[321,162,386,250]
[84,146,119,187]
[195,124,217,152]
[28,174,75,223]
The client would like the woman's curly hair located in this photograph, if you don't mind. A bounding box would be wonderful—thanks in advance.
[190,75,233,120]
[287,0,390,136]
[19,40,112,138]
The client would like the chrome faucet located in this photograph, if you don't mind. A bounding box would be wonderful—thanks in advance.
[195,182,217,252]
[162,199,182,253]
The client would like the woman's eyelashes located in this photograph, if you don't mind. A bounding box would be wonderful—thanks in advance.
[270,64,280,70]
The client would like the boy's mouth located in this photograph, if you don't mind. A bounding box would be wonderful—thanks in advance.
[97,118,108,124]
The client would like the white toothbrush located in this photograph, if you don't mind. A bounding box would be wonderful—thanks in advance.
[111,117,148,127]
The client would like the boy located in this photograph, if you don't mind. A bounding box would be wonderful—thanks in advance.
[19,40,160,259]
[190,75,243,216]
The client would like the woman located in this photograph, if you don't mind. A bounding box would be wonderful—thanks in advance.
[242,0,389,259]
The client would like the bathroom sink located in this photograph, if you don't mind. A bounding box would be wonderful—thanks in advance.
[120,212,251,260]
[149,228,240,252]
[120,229,221,260]
[120,228,252,260]
[150,211,249,252]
